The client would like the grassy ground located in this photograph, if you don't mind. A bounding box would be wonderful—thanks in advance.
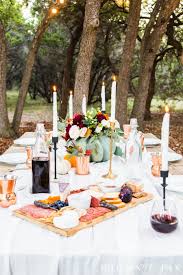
[7,90,183,123]
[7,90,51,111]
[7,90,52,123]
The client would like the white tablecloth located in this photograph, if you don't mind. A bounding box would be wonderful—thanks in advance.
[0,156,183,275]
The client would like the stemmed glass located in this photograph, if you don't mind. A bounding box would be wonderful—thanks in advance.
[151,198,178,233]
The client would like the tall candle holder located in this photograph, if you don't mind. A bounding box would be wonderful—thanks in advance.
[102,121,117,179]
[160,170,169,210]
[52,136,58,179]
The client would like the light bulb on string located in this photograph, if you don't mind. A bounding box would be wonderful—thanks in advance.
[51,7,58,14]
[52,0,64,3]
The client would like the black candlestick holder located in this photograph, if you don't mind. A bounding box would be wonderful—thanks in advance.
[160,170,169,211]
[52,136,58,179]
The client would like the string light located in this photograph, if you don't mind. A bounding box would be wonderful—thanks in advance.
[52,0,64,4]
[51,7,58,14]
[50,0,65,16]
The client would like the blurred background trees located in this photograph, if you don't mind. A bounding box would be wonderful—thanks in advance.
[0,0,182,136]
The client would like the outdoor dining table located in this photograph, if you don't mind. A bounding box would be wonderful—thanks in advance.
[0,132,183,275]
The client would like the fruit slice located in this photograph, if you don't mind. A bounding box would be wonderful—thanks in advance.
[105,198,122,204]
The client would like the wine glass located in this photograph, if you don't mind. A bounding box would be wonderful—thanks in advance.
[151,198,178,233]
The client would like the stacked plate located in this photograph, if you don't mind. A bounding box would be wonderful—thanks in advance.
[14,138,36,147]
[0,153,27,165]
[144,138,161,147]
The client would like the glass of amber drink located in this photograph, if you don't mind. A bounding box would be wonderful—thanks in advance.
[151,152,161,177]
[0,175,17,208]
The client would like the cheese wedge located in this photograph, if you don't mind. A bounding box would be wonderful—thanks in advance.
[105,198,122,204]
[101,192,119,200]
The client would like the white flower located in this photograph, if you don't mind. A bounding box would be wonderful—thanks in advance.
[95,125,103,133]
[80,127,87,138]
[69,125,80,140]
[101,119,110,128]
[101,119,108,127]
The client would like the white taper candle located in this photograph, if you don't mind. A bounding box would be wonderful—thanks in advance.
[161,106,170,171]
[52,85,58,137]
[101,82,106,112]
[69,90,73,119]
[111,76,116,121]
[82,94,87,116]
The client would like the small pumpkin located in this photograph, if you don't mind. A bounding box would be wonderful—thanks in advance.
[87,138,104,162]
[57,157,71,175]
[99,135,116,162]
[64,154,77,167]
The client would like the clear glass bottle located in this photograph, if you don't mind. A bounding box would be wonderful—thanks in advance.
[125,118,142,164]
[32,123,50,194]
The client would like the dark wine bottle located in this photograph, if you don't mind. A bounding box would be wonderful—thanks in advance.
[32,157,50,193]
[32,124,50,194]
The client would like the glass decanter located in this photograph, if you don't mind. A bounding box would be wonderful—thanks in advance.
[125,118,142,164]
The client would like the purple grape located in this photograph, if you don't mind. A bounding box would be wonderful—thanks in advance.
[119,186,132,203]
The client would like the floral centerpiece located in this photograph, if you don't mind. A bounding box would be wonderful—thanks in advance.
[59,108,123,163]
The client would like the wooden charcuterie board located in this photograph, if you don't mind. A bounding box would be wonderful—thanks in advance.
[13,193,153,237]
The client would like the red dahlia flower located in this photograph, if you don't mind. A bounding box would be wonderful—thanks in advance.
[97,113,107,123]
[73,113,84,128]
[65,124,72,141]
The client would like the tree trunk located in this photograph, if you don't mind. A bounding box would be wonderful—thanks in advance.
[59,23,83,119]
[166,15,183,64]
[131,0,180,127]
[0,22,12,137]
[12,6,61,133]
[144,61,156,121]
[116,0,141,126]
[74,0,102,113]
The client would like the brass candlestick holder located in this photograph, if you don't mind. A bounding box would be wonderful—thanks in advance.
[102,121,117,179]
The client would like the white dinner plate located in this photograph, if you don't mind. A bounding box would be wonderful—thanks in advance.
[0,153,27,165]
[14,138,36,146]
[144,138,161,146]
[168,152,182,162]
[166,175,183,194]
